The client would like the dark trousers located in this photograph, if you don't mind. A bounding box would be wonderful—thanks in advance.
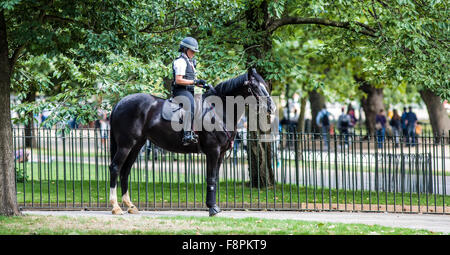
[376,127,386,149]
[173,87,195,131]
[339,128,349,145]
[407,125,416,146]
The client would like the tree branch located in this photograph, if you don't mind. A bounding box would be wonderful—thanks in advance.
[9,44,26,72]
[139,24,192,34]
[42,15,76,24]
[267,16,378,37]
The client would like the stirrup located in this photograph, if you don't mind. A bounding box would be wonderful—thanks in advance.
[182,132,198,146]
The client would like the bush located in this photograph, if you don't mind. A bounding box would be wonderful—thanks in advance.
[15,167,28,183]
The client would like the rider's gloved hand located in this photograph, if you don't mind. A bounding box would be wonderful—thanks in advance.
[194,79,207,86]
[203,84,213,90]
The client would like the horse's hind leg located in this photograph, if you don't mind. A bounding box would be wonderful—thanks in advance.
[120,139,146,214]
[110,147,133,215]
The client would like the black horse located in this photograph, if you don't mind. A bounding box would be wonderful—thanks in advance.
[109,68,275,216]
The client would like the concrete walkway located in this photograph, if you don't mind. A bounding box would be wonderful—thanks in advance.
[23,210,450,234]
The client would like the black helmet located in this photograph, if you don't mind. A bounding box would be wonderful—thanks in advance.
[179,37,199,52]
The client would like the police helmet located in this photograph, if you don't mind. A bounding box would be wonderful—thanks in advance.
[179,37,199,52]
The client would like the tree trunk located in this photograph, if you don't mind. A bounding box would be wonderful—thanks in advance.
[248,128,275,188]
[285,83,291,123]
[244,0,274,188]
[297,94,307,132]
[0,10,21,216]
[294,94,307,162]
[419,88,450,138]
[308,90,326,133]
[24,90,37,148]
[356,76,384,136]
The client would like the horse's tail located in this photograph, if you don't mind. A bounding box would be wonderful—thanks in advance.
[110,105,117,162]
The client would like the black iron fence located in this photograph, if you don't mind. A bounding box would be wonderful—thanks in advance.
[13,127,450,214]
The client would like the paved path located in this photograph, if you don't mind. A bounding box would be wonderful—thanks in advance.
[24,210,450,234]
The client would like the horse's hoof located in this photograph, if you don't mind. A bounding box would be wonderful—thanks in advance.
[112,207,124,215]
[209,205,221,217]
[127,206,139,214]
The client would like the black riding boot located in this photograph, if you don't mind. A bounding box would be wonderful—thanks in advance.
[182,131,198,146]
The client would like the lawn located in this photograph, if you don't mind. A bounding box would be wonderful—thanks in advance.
[0,215,441,235]
[16,179,450,211]
[15,160,450,211]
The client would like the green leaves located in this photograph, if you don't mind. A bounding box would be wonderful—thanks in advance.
[6,0,450,129]
[0,0,21,10]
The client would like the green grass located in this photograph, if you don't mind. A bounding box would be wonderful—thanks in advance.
[16,179,450,209]
[15,160,195,182]
[0,215,440,235]
[15,160,450,209]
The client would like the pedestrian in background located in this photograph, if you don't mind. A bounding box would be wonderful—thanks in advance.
[316,106,332,150]
[375,109,387,149]
[347,104,357,135]
[233,116,247,165]
[337,107,351,147]
[401,107,408,142]
[406,106,418,146]
[98,109,110,146]
[389,109,401,147]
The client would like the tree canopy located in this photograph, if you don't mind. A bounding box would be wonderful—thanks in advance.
[5,1,449,124]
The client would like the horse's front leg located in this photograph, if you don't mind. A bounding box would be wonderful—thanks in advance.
[206,150,224,216]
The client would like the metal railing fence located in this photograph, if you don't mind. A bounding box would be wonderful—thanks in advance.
[13,127,450,214]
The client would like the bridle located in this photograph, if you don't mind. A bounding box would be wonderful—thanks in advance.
[245,79,272,114]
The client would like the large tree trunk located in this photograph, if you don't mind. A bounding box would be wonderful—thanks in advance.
[308,90,326,133]
[419,88,450,138]
[356,76,384,136]
[248,127,275,188]
[297,94,307,132]
[23,90,37,148]
[244,0,274,188]
[0,10,21,216]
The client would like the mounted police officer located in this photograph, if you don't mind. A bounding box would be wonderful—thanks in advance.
[172,37,212,146]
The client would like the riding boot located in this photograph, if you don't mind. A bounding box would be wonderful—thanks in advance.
[181,110,197,146]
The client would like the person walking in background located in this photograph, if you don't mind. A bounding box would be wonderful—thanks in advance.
[401,107,408,143]
[389,109,402,147]
[406,106,418,146]
[233,116,247,165]
[347,104,357,134]
[40,108,51,129]
[98,109,110,146]
[316,106,332,150]
[375,109,387,149]
[337,107,351,147]
[415,122,423,138]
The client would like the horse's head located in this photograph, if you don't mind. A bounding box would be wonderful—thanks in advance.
[244,68,276,116]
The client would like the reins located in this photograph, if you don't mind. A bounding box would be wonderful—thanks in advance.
[204,99,234,153]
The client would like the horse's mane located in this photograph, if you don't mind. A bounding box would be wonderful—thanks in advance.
[204,73,248,97]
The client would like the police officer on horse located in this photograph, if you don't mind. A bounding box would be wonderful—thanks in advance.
[172,37,212,146]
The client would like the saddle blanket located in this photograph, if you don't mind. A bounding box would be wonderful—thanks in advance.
[161,94,216,126]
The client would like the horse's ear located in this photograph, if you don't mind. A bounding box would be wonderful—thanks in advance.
[247,67,254,79]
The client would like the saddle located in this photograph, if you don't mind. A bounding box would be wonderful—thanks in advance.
[161,94,215,127]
